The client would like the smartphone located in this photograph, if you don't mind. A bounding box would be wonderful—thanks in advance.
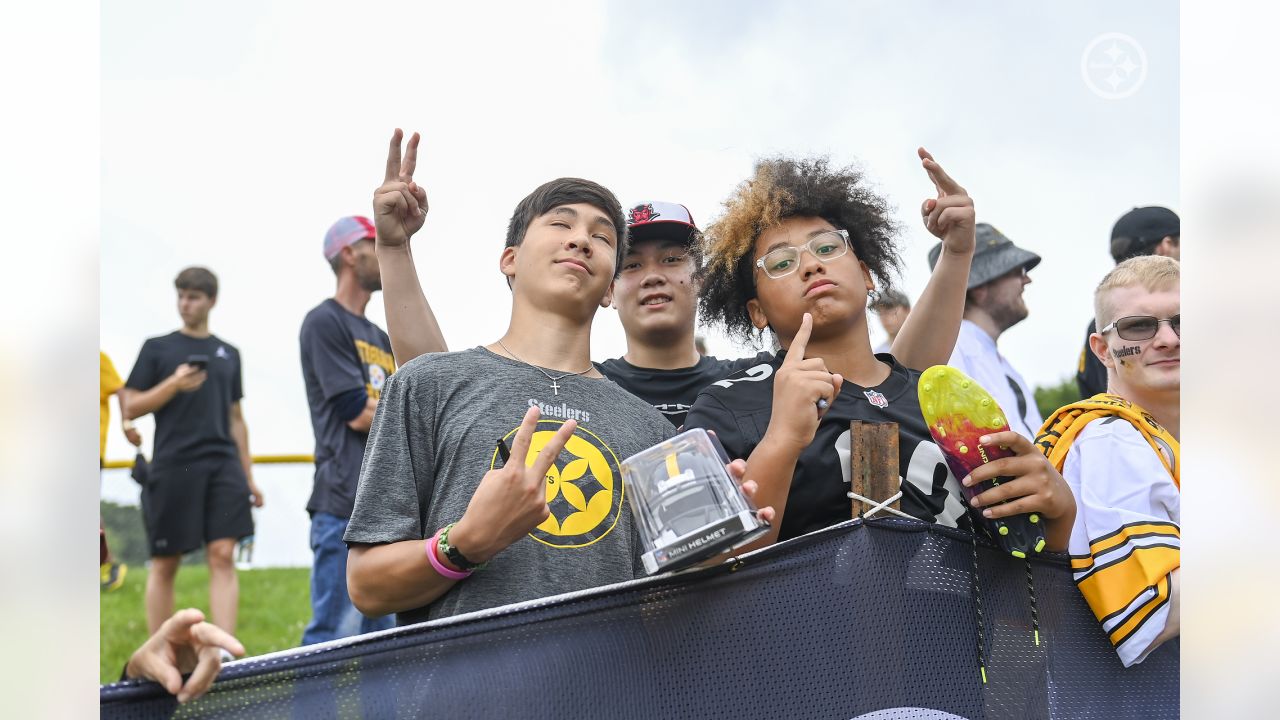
[186,354,210,370]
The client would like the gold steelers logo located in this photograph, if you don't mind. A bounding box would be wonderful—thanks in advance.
[493,420,624,549]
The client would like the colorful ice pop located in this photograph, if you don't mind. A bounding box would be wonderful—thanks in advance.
[918,365,1046,558]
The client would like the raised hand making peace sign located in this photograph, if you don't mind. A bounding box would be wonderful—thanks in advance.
[372,128,429,249]
[917,147,976,257]
[448,406,578,565]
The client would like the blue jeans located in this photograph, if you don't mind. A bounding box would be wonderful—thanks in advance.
[300,512,393,646]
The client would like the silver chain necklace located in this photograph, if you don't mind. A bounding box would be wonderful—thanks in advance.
[495,339,594,396]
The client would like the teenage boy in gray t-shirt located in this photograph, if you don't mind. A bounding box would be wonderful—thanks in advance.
[346,348,672,623]
[346,131,751,624]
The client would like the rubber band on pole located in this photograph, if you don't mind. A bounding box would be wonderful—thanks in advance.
[845,490,911,520]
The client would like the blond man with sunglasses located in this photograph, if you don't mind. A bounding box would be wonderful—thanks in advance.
[1036,255,1180,667]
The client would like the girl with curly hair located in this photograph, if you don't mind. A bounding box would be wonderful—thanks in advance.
[684,150,1076,551]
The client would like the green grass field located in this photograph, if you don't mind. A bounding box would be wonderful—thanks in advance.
[100,565,311,685]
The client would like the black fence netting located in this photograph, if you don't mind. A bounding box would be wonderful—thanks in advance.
[101,518,1178,719]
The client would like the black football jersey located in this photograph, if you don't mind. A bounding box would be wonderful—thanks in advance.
[684,351,968,542]
[597,352,774,428]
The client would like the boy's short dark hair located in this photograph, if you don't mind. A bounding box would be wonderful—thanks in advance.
[174,266,218,299]
[504,178,629,277]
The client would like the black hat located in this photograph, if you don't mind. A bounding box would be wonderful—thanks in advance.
[928,223,1041,290]
[1110,206,1179,263]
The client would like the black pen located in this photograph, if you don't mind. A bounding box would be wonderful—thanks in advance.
[496,438,512,466]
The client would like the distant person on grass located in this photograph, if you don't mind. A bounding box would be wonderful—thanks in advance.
[122,267,263,635]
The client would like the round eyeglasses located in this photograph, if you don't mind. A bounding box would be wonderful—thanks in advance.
[754,229,850,279]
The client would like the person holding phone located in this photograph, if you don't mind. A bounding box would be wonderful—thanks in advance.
[122,266,263,637]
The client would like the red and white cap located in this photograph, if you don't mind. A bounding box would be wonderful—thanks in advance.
[625,201,699,245]
[323,216,376,260]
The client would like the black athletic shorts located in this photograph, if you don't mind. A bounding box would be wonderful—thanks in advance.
[141,455,254,557]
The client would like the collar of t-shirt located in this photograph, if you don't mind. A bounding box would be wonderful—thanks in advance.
[959,319,1001,356]
[605,354,713,375]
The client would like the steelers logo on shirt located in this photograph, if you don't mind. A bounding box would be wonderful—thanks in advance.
[368,364,387,392]
[491,420,624,549]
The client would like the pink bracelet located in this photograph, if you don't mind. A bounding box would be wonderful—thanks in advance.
[427,528,472,581]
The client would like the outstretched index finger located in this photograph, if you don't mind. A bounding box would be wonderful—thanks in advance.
[783,313,813,365]
[191,621,246,658]
[918,146,964,197]
[384,128,404,183]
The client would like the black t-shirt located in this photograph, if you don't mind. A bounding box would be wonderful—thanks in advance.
[684,352,969,542]
[596,352,774,427]
[300,299,395,519]
[1076,318,1107,398]
[125,331,243,470]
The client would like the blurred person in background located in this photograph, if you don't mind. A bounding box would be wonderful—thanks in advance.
[870,287,911,353]
[297,216,398,644]
[1038,255,1180,667]
[928,224,1043,437]
[1076,206,1180,399]
[122,267,263,636]
[101,350,142,591]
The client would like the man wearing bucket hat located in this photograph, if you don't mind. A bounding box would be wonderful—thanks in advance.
[297,216,397,644]
[928,223,1042,437]
[1075,207,1180,399]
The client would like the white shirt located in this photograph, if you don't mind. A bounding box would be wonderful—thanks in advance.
[945,319,1042,437]
[1063,417,1180,667]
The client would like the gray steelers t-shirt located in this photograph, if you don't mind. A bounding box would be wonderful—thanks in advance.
[344,347,674,625]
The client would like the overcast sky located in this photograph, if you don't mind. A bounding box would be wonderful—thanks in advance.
[99,0,1177,461]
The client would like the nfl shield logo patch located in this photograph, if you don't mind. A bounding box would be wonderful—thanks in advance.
[864,389,889,408]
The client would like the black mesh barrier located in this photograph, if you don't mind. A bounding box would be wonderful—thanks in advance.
[100,518,1178,719]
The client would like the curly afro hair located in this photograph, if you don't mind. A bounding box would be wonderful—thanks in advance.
[696,156,903,342]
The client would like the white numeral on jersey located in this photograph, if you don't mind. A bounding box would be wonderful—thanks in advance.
[902,440,967,528]
[712,364,773,389]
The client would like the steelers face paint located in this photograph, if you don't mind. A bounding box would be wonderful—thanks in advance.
[1111,345,1141,359]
